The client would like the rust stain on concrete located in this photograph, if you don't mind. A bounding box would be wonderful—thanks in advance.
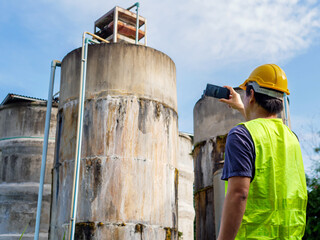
[75,222,96,240]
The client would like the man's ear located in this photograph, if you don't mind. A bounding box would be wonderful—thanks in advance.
[249,89,255,104]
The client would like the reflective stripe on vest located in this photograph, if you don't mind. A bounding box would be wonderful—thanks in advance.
[232,118,307,239]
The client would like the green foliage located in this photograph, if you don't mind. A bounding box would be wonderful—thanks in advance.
[303,176,320,239]
[315,132,320,154]
[303,140,320,240]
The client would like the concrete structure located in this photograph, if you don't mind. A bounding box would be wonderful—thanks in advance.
[49,43,179,239]
[193,89,291,239]
[0,94,57,239]
[193,89,245,240]
[177,132,195,240]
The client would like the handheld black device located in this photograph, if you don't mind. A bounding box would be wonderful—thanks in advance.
[204,84,230,99]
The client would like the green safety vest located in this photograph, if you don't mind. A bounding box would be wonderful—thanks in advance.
[233,118,307,239]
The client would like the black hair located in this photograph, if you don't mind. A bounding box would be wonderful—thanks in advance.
[246,85,283,114]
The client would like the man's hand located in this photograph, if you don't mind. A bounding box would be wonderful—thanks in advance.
[219,86,245,118]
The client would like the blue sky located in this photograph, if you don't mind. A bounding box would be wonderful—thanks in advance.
[1,0,319,173]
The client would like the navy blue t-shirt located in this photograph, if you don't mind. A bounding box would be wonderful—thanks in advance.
[221,125,256,181]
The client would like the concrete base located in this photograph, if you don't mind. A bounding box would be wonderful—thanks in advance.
[0,233,48,240]
[50,96,179,239]
[194,187,214,240]
[54,222,178,240]
[0,183,51,237]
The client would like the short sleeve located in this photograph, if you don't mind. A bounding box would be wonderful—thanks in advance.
[221,125,255,181]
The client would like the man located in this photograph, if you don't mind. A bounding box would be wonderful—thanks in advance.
[217,64,307,240]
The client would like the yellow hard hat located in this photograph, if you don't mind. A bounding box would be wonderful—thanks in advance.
[239,64,290,95]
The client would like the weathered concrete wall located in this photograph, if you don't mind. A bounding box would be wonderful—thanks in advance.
[0,102,57,240]
[193,89,245,240]
[50,43,179,239]
[193,89,246,145]
[177,133,195,240]
[59,43,177,112]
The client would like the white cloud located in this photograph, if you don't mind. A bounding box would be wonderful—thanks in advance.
[143,0,320,68]
[7,0,320,69]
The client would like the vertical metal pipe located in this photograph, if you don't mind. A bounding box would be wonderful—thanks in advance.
[68,35,89,240]
[113,7,118,43]
[283,93,289,126]
[135,3,140,44]
[144,19,147,46]
[34,60,61,240]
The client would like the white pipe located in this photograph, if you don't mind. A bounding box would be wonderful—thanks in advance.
[34,60,61,240]
[135,3,140,44]
[283,93,289,127]
[144,19,147,46]
[113,7,118,43]
[68,33,89,240]
[67,31,108,240]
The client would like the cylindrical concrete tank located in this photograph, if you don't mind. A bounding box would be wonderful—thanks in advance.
[193,90,245,240]
[0,99,57,240]
[49,43,179,239]
[178,132,195,240]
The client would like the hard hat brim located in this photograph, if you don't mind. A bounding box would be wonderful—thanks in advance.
[239,79,290,95]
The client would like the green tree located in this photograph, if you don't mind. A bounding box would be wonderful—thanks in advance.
[303,131,320,239]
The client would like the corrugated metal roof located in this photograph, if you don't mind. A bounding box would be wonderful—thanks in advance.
[1,93,58,105]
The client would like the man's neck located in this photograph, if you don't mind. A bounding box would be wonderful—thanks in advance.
[246,106,277,121]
